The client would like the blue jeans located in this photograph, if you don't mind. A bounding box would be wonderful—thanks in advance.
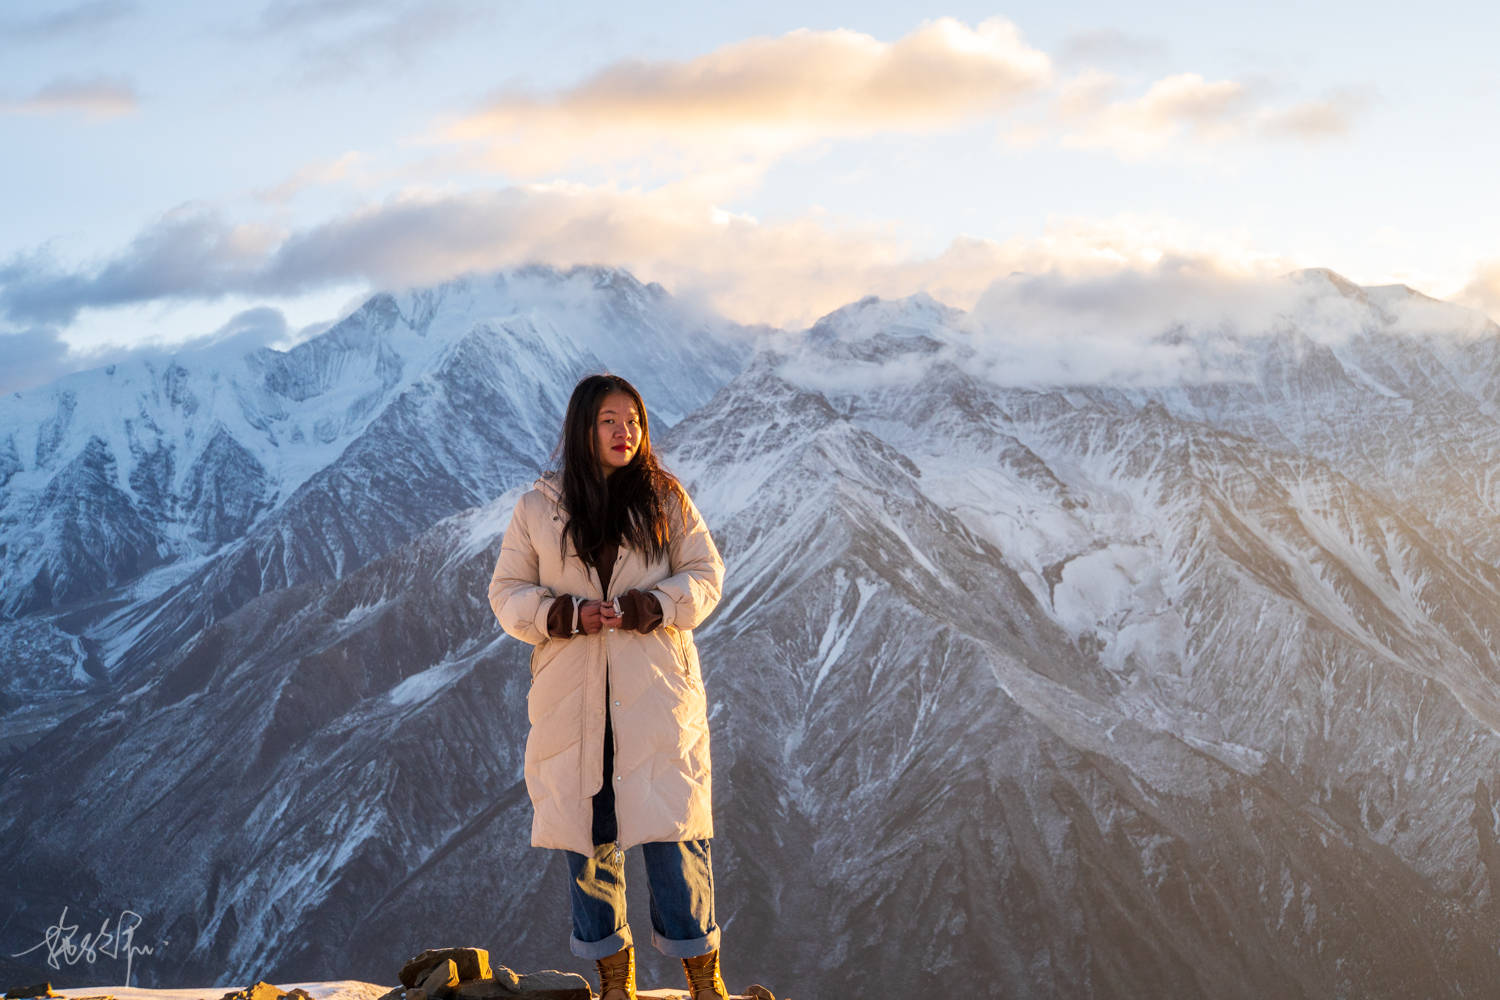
[564,838,721,959]
[565,688,720,959]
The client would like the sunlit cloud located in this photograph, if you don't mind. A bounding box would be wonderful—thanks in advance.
[1255,88,1371,139]
[7,172,1490,399]
[1044,71,1365,157]
[2,76,139,117]
[446,17,1052,175]
[1054,69,1126,118]
[1459,261,1500,324]
[434,18,1363,176]
[256,151,367,203]
[0,178,1302,334]
[1059,72,1250,152]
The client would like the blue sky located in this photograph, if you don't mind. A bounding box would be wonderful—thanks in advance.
[3,0,1498,391]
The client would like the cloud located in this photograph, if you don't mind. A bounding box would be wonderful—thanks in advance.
[1059,72,1251,153]
[256,151,366,203]
[4,172,1488,393]
[258,0,397,33]
[1053,69,1127,118]
[0,326,71,394]
[0,1,136,42]
[963,262,1466,387]
[435,18,1360,174]
[1375,284,1496,339]
[0,206,280,325]
[202,305,290,350]
[2,76,139,117]
[974,260,1298,343]
[0,307,293,395]
[1046,71,1366,157]
[1254,89,1371,140]
[0,179,1306,334]
[1459,262,1500,324]
[448,17,1052,175]
[766,258,1497,394]
[1057,28,1169,69]
[256,0,500,82]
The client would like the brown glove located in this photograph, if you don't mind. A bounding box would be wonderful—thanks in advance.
[546,596,579,637]
[617,589,663,633]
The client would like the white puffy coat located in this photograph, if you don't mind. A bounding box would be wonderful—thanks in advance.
[488,473,724,854]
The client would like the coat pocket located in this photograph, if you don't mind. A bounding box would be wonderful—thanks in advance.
[670,627,702,686]
[530,638,565,679]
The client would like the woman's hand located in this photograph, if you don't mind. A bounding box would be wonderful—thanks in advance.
[616,589,663,633]
[578,599,624,634]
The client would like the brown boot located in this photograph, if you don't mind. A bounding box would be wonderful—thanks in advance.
[595,944,637,1000]
[682,949,730,1000]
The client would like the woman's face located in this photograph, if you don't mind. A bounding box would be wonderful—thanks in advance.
[594,390,642,476]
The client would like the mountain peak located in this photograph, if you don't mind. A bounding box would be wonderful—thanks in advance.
[1284,267,1365,299]
[807,290,961,340]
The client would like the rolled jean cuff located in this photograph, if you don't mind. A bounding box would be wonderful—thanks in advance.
[651,923,720,959]
[570,924,633,960]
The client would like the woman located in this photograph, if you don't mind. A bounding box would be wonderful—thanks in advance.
[488,373,729,1000]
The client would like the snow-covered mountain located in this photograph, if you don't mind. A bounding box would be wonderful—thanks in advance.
[0,265,747,746]
[5,267,1500,999]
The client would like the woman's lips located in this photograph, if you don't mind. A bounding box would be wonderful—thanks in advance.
[612,445,630,452]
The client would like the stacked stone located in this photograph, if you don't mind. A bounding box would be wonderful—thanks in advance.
[4,985,112,1000]
[382,946,780,1000]
[5,956,779,1000]
[380,948,591,1000]
[219,983,314,1000]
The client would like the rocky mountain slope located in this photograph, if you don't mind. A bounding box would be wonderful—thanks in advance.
[0,266,746,747]
[5,267,1500,998]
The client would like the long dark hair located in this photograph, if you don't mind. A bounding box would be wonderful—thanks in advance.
[555,373,684,566]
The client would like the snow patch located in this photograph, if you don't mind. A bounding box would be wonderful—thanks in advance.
[1051,544,1157,636]
[810,572,879,696]
[387,657,472,707]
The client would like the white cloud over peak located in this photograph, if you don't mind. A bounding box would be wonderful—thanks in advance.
[8,168,1488,395]
[0,305,293,395]
[1460,261,1500,324]
[0,176,1303,336]
[966,262,1495,388]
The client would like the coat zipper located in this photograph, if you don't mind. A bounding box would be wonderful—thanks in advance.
[602,561,618,806]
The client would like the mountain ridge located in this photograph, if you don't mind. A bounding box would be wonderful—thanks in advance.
[7,265,1500,998]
